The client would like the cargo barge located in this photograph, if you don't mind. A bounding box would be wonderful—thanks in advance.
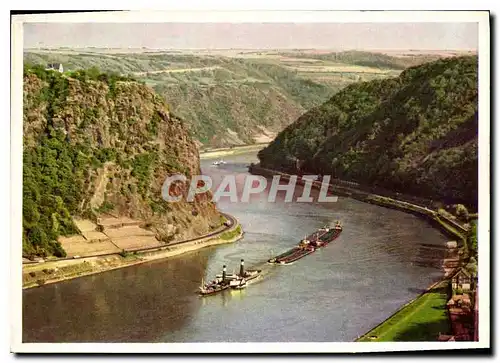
[199,259,261,296]
[268,221,342,265]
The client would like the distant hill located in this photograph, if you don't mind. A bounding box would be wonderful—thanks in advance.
[276,50,448,70]
[258,55,478,207]
[24,50,405,147]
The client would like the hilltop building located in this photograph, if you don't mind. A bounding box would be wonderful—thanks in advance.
[46,63,64,73]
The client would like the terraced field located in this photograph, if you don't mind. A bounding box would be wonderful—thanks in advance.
[58,216,160,257]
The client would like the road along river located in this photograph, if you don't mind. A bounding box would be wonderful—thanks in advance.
[22,151,448,342]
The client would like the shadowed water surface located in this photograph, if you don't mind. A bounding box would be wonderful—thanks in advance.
[23,152,447,342]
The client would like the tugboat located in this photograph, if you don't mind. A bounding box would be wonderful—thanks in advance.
[236,259,261,283]
[229,278,247,290]
[225,259,261,289]
[268,221,343,265]
[199,260,262,295]
[199,264,231,296]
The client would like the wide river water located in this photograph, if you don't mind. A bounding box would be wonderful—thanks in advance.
[23,152,448,342]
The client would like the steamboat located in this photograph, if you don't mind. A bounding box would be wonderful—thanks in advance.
[268,221,343,265]
[199,259,261,296]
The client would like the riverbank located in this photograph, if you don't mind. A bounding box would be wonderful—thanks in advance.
[248,163,473,341]
[248,164,470,253]
[199,143,268,160]
[356,280,451,342]
[22,221,243,289]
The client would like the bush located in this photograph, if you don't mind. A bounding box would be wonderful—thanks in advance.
[468,219,478,256]
[160,234,175,243]
[119,249,131,258]
[220,225,242,240]
[97,200,115,213]
[455,204,470,222]
[23,126,82,257]
[36,279,46,286]
[53,242,67,258]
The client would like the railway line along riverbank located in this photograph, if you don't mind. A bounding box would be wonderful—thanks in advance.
[22,213,242,289]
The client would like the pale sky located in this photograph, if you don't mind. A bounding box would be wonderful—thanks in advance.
[24,22,478,50]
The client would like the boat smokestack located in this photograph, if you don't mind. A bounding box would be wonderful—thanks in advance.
[239,259,245,277]
[222,265,227,281]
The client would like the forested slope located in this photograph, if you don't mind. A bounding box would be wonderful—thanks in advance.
[24,51,402,147]
[258,56,478,207]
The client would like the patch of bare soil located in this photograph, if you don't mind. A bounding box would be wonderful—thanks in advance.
[59,235,120,256]
[60,216,161,257]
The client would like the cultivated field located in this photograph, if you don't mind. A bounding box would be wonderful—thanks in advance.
[59,216,161,257]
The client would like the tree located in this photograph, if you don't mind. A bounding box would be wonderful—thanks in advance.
[455,204,469,222]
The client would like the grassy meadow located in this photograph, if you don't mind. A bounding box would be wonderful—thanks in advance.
[357,281,451,342]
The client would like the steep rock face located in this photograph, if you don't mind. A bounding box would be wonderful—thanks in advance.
[157,82,308,147]
[23,68,220,257]
[258,56,478,207]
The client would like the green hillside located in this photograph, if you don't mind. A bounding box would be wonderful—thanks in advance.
[23,65,220,257]
[24,50,402,147]
[258,56,478,207]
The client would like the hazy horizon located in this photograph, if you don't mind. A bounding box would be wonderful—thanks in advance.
[24,23,478,51]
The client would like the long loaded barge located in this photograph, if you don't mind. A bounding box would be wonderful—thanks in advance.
[268,221,343,265]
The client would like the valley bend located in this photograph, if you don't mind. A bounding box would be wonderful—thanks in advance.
[12,11,489,354]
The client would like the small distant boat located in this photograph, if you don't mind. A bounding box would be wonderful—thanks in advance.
[212,159,227,166]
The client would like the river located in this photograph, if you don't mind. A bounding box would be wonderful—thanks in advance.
[22,152,448,342]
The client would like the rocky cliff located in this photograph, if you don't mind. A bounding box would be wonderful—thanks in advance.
[23,66,220,257]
